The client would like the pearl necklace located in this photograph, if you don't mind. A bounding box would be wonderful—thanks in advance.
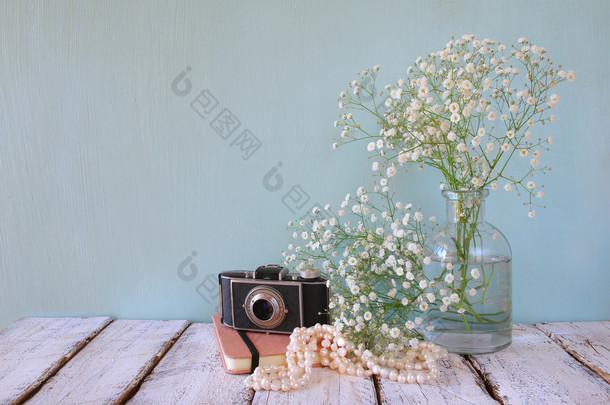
[244,323,448,391]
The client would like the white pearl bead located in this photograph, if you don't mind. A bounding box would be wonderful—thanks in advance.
[406,372,416,384]
[243,322,448,392]
[270,379,281,391]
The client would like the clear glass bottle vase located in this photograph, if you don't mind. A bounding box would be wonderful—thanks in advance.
[424,189,512,354]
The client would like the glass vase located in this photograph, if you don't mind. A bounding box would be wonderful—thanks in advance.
[424,189,512,354]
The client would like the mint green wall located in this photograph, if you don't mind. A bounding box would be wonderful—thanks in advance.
[1,0,608,330]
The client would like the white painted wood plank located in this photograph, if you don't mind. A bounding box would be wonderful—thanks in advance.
[25,319,189,405]
[251,367,377,405]
[130,322,376,405]
[377,354,498,404]
[470,324,610,405]
[536,321,610,384]
[0,317,111,405]
[127,323,252,405]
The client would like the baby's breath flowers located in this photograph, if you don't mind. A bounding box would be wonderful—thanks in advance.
[284,184,441,354]
[335,34,574,215]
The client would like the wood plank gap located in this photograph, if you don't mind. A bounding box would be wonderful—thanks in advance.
[15,318,115,405]
[0,317,113,405]
[25,320,190,404]
[127,323,253,404]
[376,353,498,404]
[117,322,192,405]
[535,322,610,385]
[372,376,382,405]
[463,355,504,405]
[250,368,377,404]
[469,324,610,404]
[111,320,191,404]
[245,388,255,405]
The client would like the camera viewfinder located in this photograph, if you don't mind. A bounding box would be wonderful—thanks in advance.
[254,265,288,280]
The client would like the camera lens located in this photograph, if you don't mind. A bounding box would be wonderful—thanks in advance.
[252,299,274,321]
[244,286,286,329]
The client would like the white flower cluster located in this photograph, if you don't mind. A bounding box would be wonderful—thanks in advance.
[335,35,574,215]
[284,185,439,353]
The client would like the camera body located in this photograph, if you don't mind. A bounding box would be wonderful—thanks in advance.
[219,265,329,333]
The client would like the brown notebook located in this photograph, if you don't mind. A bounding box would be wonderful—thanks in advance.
[213,314,291,374]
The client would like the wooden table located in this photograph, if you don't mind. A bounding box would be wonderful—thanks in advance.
[0,318,608,404]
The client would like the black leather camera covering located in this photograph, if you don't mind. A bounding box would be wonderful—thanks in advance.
[301,282,330,327]
[219,271,329,333]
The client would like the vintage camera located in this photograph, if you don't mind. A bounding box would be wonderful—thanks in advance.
[219,265,329,333]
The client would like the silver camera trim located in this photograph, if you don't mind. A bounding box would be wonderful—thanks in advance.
[244,286,286,329]
[230,279,304,333]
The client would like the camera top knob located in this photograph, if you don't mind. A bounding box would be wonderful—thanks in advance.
[299,267,321,279]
